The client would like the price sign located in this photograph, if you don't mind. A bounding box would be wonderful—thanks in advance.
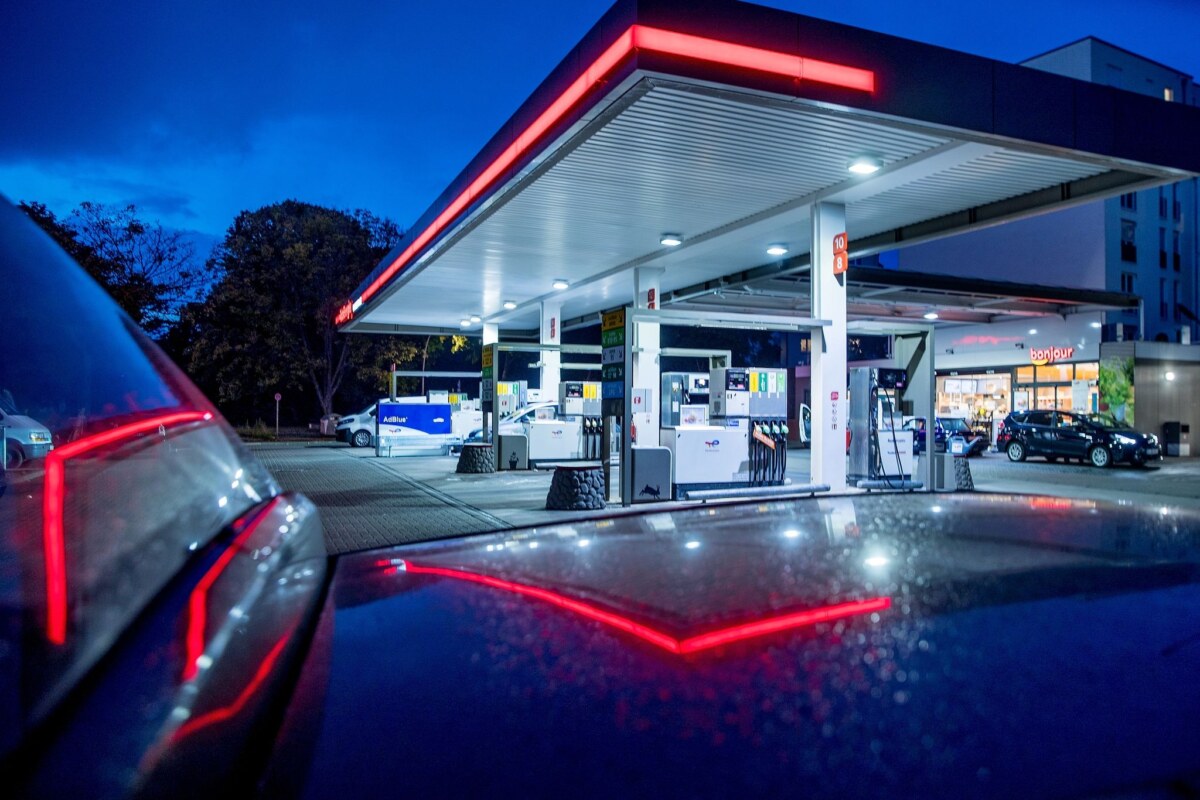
[832,232,849,276]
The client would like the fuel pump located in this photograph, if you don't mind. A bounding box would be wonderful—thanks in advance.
[558,381,603,460]
[747,368,788,486]
[848,367,914,486]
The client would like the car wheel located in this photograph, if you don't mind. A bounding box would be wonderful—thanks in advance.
[1006,441,1026,462]
[1088,445,1112,468]
[351,430,372,448]
[4,441,25,470]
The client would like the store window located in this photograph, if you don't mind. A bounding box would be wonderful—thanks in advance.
[1035,364,1072,382]
[1016,361,1099,416]
[936,373,1011,429]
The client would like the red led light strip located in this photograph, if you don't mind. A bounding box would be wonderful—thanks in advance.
[403,562,889,655]
[183,496,284,680]
[342,24,875,319]
[42,410,212,644]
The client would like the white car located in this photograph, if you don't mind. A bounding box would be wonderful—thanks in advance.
[465,402,559,444]
[1,393,53,469]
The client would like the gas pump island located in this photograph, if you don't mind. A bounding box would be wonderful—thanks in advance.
[659,368,789,498]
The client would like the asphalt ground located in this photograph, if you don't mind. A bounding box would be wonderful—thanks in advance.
[250,442,1200,555]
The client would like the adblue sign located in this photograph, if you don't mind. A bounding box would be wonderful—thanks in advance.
[1029,346,1074,366]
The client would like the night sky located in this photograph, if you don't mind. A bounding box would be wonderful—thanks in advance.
[3,0,1198,248]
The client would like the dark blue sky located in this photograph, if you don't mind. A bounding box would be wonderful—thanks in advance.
[3,0,1198,243]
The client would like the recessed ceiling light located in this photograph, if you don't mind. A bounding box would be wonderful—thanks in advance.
[503,300,517,310]
[470,315,481,323]
[1165,371,1177,381]
[923,311,939,320]
[766,243,789,256]
[459,319,471,327]
[552,279,569,290]
[1028,328,1038,335]
[1090,321,1102,329]
[660,233,683,247]
[848,155,882,175]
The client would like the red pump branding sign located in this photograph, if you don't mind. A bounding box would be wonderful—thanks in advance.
[1029,346,1074,366]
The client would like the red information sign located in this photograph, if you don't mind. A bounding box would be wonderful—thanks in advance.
[832,232,849,276]
[550,317,556,339]
[647,288,656,309]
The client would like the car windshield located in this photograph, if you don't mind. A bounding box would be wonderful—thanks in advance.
[1088,413,1133,430]
[941,418,971,433]
[0,391,17,415]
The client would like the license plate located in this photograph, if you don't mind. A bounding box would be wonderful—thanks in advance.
[1145,447,1160,457]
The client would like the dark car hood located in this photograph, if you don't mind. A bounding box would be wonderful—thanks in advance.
[270,494,1200,799]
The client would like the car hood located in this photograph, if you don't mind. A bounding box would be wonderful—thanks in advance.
[271,494,1200,799]
[1,413,49,433]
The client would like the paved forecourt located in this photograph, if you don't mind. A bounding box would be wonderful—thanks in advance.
[252,443,1200,555]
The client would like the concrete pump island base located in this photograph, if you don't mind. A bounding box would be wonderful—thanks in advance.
[335,0,1200,508]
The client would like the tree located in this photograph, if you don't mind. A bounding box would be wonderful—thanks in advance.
[19,200,207,338]
[188,202,378,419]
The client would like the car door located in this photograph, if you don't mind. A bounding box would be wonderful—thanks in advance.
[1021,411,1055,455]
[1049,412,1089,459]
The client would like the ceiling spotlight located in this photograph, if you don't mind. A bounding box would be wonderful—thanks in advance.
[503,301,517,310]
[1028,328,1038,335]
[1165,371,1177,381]
[923,311,939,320]
[552,279,569,290]
[459,319,471,327]
[470,315,481,323]
[660,233,683,247]
[1090,321,1102,329]
[766,243,789,256]
[848,155,882,175]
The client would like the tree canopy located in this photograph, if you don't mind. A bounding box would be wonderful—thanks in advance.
[187,200,471,423]
[20,201,207,338]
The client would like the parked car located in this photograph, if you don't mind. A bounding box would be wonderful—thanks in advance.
[9,195,1200,798]
[335,403,377,447]
[464,401,559,444]
[902,416,988,456]
[0,392,54,469]
[1001,409,1161,467]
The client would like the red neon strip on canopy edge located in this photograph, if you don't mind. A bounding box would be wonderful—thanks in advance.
[403,562,889,655]
[42,410,212,645]
[346,24,874,315]
[183,495,284,680]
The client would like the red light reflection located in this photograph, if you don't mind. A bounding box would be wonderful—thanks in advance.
[404,562,889,655]
[183,496,284,680]
[172,635,289,741]
[42,411,211,644]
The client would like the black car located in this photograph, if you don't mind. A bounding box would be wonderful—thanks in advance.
[903,416,989,456]
[1001,409,1161,467]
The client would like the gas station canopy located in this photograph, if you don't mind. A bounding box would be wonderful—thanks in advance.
[339,0,1200,336]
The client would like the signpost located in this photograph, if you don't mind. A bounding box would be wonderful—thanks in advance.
[274,392,282,437]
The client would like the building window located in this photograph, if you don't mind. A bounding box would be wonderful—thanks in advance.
[1159,188,1168,217]
[1165,87,1175,102]
[1173,186,1182,222]
[1160,278,1168,319]
[1120,192,1137,211]
[1159,228,1167,267]
[1174,280,1181,323]
[1121,220,1137,262]
[1120,272,1135,293]
[1175,230,1182,271]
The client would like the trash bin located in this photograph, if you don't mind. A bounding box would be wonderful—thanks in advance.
[1162,422,1191,457]
[319,414,341,436]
